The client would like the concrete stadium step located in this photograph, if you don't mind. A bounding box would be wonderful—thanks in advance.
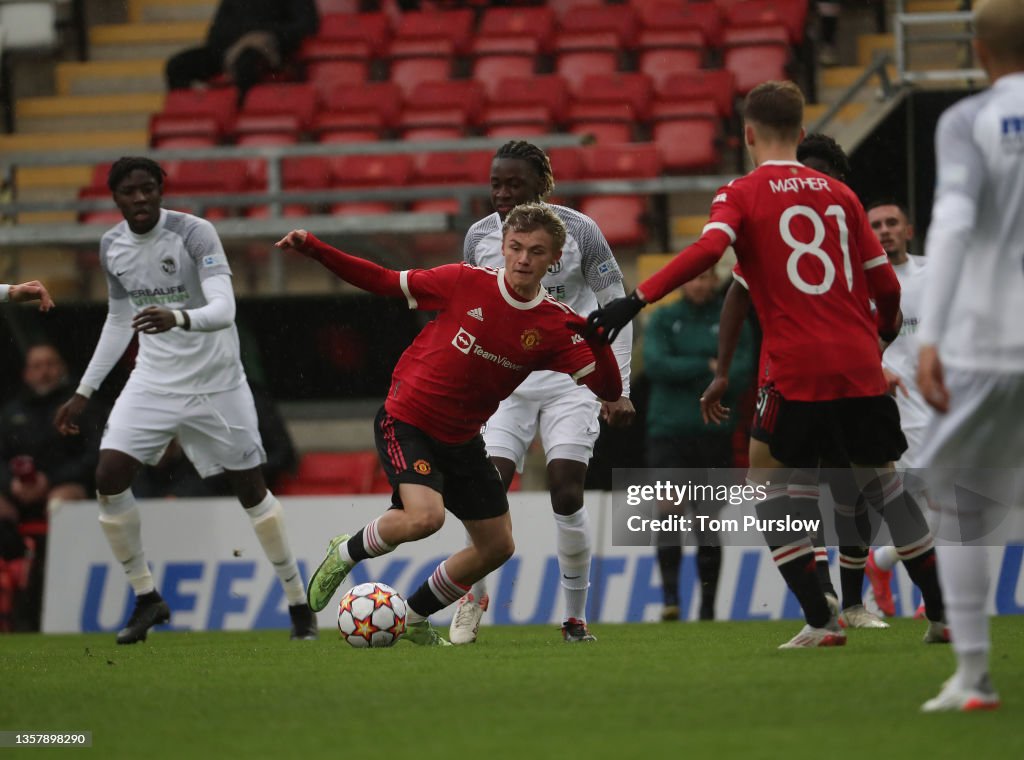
[128,0,217,23]
[905,0,964,10]
[16,93,165,133]
[56,59,167,96]
[15,166,93,192]
[805,102,868,125]
[0,129,148,154]
[89,21,208,61]
[858,34,894,67]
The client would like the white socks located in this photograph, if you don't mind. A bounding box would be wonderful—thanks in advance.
[97,488,154,596]
[555,507,592,622]
[246,492,306,606]
[937,543,992,689]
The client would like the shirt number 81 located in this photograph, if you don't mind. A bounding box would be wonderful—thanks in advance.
[780,204,853,295]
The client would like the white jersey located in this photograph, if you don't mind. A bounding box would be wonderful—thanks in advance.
[920,72,1024,371]
[99,209,245,394]
[464,204,625,396]
[882,255,932,436]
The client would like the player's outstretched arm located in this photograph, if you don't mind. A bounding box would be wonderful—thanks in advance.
[276,229,404,296]
[567,315,623,401]
[701,280,750,425]
[5,280,55,311]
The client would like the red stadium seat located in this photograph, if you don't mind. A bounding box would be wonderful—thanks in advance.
[471,54,538,101]
[388,9,475,57]
[548,0,604,19]
[652,100,722,173]
[495,75,571,126]
[329,153,415,215]
[233,83,318,138]
[654,69,737,120]
[722,26,791,95]
[726,0,807,45]
[77,186,122,226]
[566,103,636,144]
[297,12,391,63]
[574,72,654,122]
[388,57,453,99]
[410,150,491,214]
[153,135,218,150]
[546,146,585,181]
[554,51,618,96]
[306,60,369,100]
[637,48,703,89]
[399,80,486,132]
[235,133,298,189]
[477,5,556,53]
[149,87,238,144]
[171,160,249,194]
[632,1,723,49]
[314,81,402,136]
[479,104,553,137]
[576,144,660,244]
[579,195,650,248]
[581,143,661,179]
[553,4,638,51]
[414,151,492,186]
[276,451,381,495]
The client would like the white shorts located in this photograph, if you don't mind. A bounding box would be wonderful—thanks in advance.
[918,368,1024,522]
[483,381,601,472]
[102,381,266,478]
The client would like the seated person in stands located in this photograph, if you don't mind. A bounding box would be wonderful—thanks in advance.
[165,0,319,104]
[0,343,101,631]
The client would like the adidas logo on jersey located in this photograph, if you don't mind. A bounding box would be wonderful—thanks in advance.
[466,307,484,321]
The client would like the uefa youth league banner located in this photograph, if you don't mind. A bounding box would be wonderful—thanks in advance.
[43,494,1024,633]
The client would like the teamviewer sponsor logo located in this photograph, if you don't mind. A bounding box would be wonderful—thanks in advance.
[452,327,477,354]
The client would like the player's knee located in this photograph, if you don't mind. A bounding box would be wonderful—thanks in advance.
[549,483,584,515]
[484,534,515,570]
[408,507,445,538]
[95,462,132,496]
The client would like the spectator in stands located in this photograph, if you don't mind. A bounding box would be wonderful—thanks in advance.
[818,0,841,66]
[644,267,755,622]
[0,343,101,631]
[165,0,319,104]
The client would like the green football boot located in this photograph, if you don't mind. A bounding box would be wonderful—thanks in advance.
[306,533,353,612]
[403,620,452,646]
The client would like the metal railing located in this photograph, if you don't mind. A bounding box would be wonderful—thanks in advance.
[807,52,901,134]
[894,1,985,83]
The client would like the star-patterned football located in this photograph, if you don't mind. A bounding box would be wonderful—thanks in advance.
[337,582,408,648]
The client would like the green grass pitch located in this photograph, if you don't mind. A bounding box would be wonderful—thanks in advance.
[3,618,1023,758]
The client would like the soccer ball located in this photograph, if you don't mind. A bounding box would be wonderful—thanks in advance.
[337,582,407,648]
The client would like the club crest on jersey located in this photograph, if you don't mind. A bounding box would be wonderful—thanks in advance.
[452,327,476,354]
[466,307,484,321]
[520,328,542,350]
[412,459,431,475]
[161,257,177,275]
[547,261,563,275]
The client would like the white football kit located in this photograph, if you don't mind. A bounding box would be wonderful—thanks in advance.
[918,72,1024,490]
[882,255,933,468]
[464,204,631,468]
[81,209,265,476]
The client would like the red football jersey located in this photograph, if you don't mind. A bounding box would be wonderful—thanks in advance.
[710,161,890,401]
[386,263,599,443]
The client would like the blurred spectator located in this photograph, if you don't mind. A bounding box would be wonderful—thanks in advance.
[165,0,319,104]
[644,269,755,622]
[0,344,102,630]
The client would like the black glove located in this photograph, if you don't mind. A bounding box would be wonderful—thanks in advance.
[584,292,645,344]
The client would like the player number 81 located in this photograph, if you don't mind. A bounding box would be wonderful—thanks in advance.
[781,204,853,295]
